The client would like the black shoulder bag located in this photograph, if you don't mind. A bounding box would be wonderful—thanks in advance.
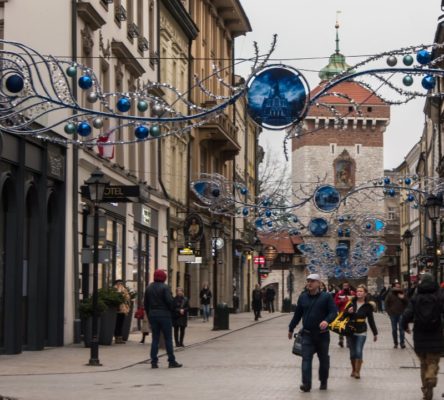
[292,294,320,356]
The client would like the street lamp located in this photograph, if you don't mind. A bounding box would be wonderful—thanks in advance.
[395,245,402,283]
[402,229,413,290]
[253,238,263,285]
[210,221,222,314]
[85,168,109,366]
[426,195,442,281]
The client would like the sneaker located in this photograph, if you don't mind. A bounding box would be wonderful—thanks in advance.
[168,361,183,368]
[151,363,158,369]
[320,382,328,390]
[299,384,311,393]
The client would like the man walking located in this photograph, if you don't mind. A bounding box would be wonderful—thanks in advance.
[288,274,338,393]
[265,286,276,313]
[144,269,182,369]
[403,273,444,400]
[385,281,408,348]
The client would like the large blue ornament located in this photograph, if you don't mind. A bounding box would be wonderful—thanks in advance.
[240,187,248,195]
[255,218,263,228]
[416,49,431,65]
[265,209,272,218]
[407,194,415,202]
[117,97,131,112]
[404,177,411,185]
[309,217,329,237]
[388,188,396,197]
[135,125,149,140]
[422,75,436,90]
[375,219,385,231]
[77,121,92,136]
[313,185,340,212]
[383,177,390,185]
[78,75,93,90]
[5,74,24,93]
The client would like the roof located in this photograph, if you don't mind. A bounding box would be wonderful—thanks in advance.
[309,81,387,107]
[258,232,303,254]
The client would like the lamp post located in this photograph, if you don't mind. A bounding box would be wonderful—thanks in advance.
[395,245,402,283]
[253,238,263,285]
[85,168,109,366]
[426,195,442,281]
[402,229,413,290]
[211,221,222,315]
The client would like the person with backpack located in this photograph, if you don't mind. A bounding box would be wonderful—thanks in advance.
[403,273,444,400]
[252,284,262,321]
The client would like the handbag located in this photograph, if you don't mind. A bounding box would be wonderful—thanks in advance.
[292,330,303,356]
[329,300,356,336]
[134,307,145,320]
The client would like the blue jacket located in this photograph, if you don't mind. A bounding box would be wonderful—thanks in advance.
[289,290,337,333]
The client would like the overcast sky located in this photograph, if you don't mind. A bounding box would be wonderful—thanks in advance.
[234,0,441,170]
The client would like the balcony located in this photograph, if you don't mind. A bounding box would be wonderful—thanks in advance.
[127,22,139,39]
[114,4,127,22]
[138,37,149,53]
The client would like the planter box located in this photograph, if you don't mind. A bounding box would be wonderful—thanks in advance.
[99,308,117,345]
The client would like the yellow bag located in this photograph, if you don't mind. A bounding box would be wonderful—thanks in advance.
[329,301,356,336]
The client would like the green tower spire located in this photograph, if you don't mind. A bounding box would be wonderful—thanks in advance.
[319,14,353,82]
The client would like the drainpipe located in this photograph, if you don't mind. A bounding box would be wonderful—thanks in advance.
[71,0,81,344]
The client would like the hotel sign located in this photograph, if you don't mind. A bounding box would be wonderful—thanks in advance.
[81,185,140,203]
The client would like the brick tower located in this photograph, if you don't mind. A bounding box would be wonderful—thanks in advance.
[291,23,391,286]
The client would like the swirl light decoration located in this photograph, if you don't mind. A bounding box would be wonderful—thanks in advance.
[2,38,444,147]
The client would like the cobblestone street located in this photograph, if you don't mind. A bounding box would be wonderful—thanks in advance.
[0,313,442,400]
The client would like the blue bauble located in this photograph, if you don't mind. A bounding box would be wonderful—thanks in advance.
[117,97,131,112]
[262,198,271,207]
[265,209,272,218]
[403,75,414,87]
[422,75,436,90]
[135,125,149,140]
[77,122,92,136]
[405,177,411,185]
[240,187,248,195]
[242,207,249,216]
[211,188,220,198]
[366,223,372,230]
[384,177,390,185]
[150,125,161,137]
[403,54,414,66]
[337,228,343,237]
[338,216,345,223]
[345,228,351,237]
[267,221,273,227]
[137,100,149,112]
[64,122,76,134]
[309,217,329,237]
[388,188,396,197]
[416,49,431,65]
[255,218,263,228]
[66,65,77,77]
[292,216,298,223]
[407,194,415,202]
[5,74,24,93]
[78,75,93,90]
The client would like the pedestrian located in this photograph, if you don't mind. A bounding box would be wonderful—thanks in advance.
[334,281,356,348]
[327,284,337,297]
[288,273,338,393]
[172,287,189,347]
[252,284,262,321]
[200,283,212,322]
[114,279,130,344]
[320,282,327,292]
[144,269,182,368]
[403,273,444,400]
[346,284,378,379]
[385,281,408,349]
[265,286,276,313]
[134,304,150,344]
[379,286,388,312]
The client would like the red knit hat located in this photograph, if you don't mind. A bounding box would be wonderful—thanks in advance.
[154,269,167,282]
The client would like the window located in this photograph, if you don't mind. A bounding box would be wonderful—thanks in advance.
[367,107,373,113]
[356,144,361,155]
[388,207,396,221]
[330,144,335,154]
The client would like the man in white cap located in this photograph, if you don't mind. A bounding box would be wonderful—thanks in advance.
[288,273,337,393]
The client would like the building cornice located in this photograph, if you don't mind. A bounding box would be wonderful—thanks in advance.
[160,0,198,40]
[111,40,145,78]
[77,2,106,31]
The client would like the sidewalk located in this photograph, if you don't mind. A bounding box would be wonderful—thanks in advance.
[0,312,280,376]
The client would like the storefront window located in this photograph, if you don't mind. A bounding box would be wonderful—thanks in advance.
[115,222,124,280]
[134,230,157,303]
[102,218,126,288]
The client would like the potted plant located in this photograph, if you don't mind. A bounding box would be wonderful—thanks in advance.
[79,297,106,348]
[98,287,125,345]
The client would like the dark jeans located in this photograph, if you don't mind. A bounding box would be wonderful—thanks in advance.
[114,313,125,337]
[266,300,275,313]
[253,308,261,320]
[389,315,405,345]
[349,334,367,359]
[301,332,330,388]
[174,325,186,345]
[149,316,176,364]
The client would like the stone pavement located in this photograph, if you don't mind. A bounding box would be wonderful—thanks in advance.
[0,313,442,400]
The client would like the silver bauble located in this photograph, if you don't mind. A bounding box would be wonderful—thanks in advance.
[87,92,98,103]
[152,103,165,116]
[386,56,398,67]
[93,118,104,129]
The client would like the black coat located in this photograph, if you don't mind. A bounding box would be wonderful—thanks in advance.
[144,282,174,318]
[403,281,444,354]
[200,288,212,305]
[252,289,262,311]
[348,299,378,336]
[172,295,189,327]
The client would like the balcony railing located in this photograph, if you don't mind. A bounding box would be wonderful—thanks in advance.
[115,4,127,21]
[127,22,139,39]
[138,37,149,53]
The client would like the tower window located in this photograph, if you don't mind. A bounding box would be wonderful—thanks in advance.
[367,107,373,112]
[348,106,353,113]
[356,144,361,154]
[331,144,335,154]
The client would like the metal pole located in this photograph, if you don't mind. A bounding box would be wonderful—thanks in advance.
[88,203,101,366]
[433,220,439,281]
[407,244,411,290]
[213,243,217,318]
[247,258,251,312]
[281,268,284,311]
